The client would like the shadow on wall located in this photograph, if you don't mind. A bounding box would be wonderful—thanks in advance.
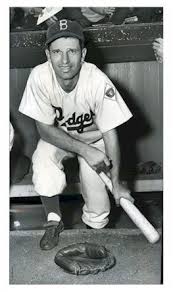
[90,51,155,185]
[115,83,153,185]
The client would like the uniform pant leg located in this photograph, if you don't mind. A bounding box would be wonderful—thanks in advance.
[32,139,68,197]
[32,139,70,222]
[78,139,111,229]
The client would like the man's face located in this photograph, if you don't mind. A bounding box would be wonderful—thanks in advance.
[46,37,86,81]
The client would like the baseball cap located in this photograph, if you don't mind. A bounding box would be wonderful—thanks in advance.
[45,19,85,46]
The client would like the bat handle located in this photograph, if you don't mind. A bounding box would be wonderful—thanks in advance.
[99,172,113,192]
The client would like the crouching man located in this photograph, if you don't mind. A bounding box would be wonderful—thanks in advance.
[19,19,134,250]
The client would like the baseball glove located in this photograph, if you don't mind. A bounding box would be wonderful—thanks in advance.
[54,242,116,275]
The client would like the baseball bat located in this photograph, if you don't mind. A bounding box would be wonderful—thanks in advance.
[99,171,160,244]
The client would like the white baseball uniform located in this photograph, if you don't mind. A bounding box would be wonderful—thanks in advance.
[19,61,132,228]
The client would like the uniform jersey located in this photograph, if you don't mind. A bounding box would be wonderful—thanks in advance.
[19,61,132,134]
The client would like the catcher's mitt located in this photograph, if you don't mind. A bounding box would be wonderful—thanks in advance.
[54,242,116,275]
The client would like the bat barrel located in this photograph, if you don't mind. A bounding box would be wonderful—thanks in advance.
[120,197,160,243]
[99,172,160,243]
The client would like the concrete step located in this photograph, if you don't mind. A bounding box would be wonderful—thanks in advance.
[10,192,163,231]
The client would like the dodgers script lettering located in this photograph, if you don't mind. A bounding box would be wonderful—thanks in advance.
[53,106,95,133]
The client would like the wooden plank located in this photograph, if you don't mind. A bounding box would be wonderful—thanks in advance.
[10,44,158,68]
[10,179,163,198]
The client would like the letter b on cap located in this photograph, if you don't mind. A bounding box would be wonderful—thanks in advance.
[59,19,68,30]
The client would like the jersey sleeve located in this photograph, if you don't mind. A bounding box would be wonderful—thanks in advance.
[94,75,133,133]
[19,67,56,125]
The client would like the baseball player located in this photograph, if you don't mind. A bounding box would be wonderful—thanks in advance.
[19,19,134,250]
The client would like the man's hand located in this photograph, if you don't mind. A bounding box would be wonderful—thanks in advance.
[84,145,111,173]
[152,38,163,63]
[112,183,134,207]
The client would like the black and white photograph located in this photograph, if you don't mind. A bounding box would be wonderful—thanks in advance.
[8,0,165,286]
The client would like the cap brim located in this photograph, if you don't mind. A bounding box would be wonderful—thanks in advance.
[45,31,84,46]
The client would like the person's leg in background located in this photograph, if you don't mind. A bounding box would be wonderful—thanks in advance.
[32,139,69,250]
[78,139,111,229]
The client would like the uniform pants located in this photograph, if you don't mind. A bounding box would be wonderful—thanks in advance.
[32,139,111,228]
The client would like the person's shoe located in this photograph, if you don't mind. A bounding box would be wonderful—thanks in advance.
[40,220,64,250]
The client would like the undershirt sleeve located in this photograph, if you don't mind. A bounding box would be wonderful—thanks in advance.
[94,76,133,133]
[19,67,56,125]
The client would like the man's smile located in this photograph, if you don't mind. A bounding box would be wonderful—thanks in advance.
[60,66,71,72]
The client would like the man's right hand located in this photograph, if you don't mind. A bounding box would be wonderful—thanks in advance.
[84,145,111,173]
